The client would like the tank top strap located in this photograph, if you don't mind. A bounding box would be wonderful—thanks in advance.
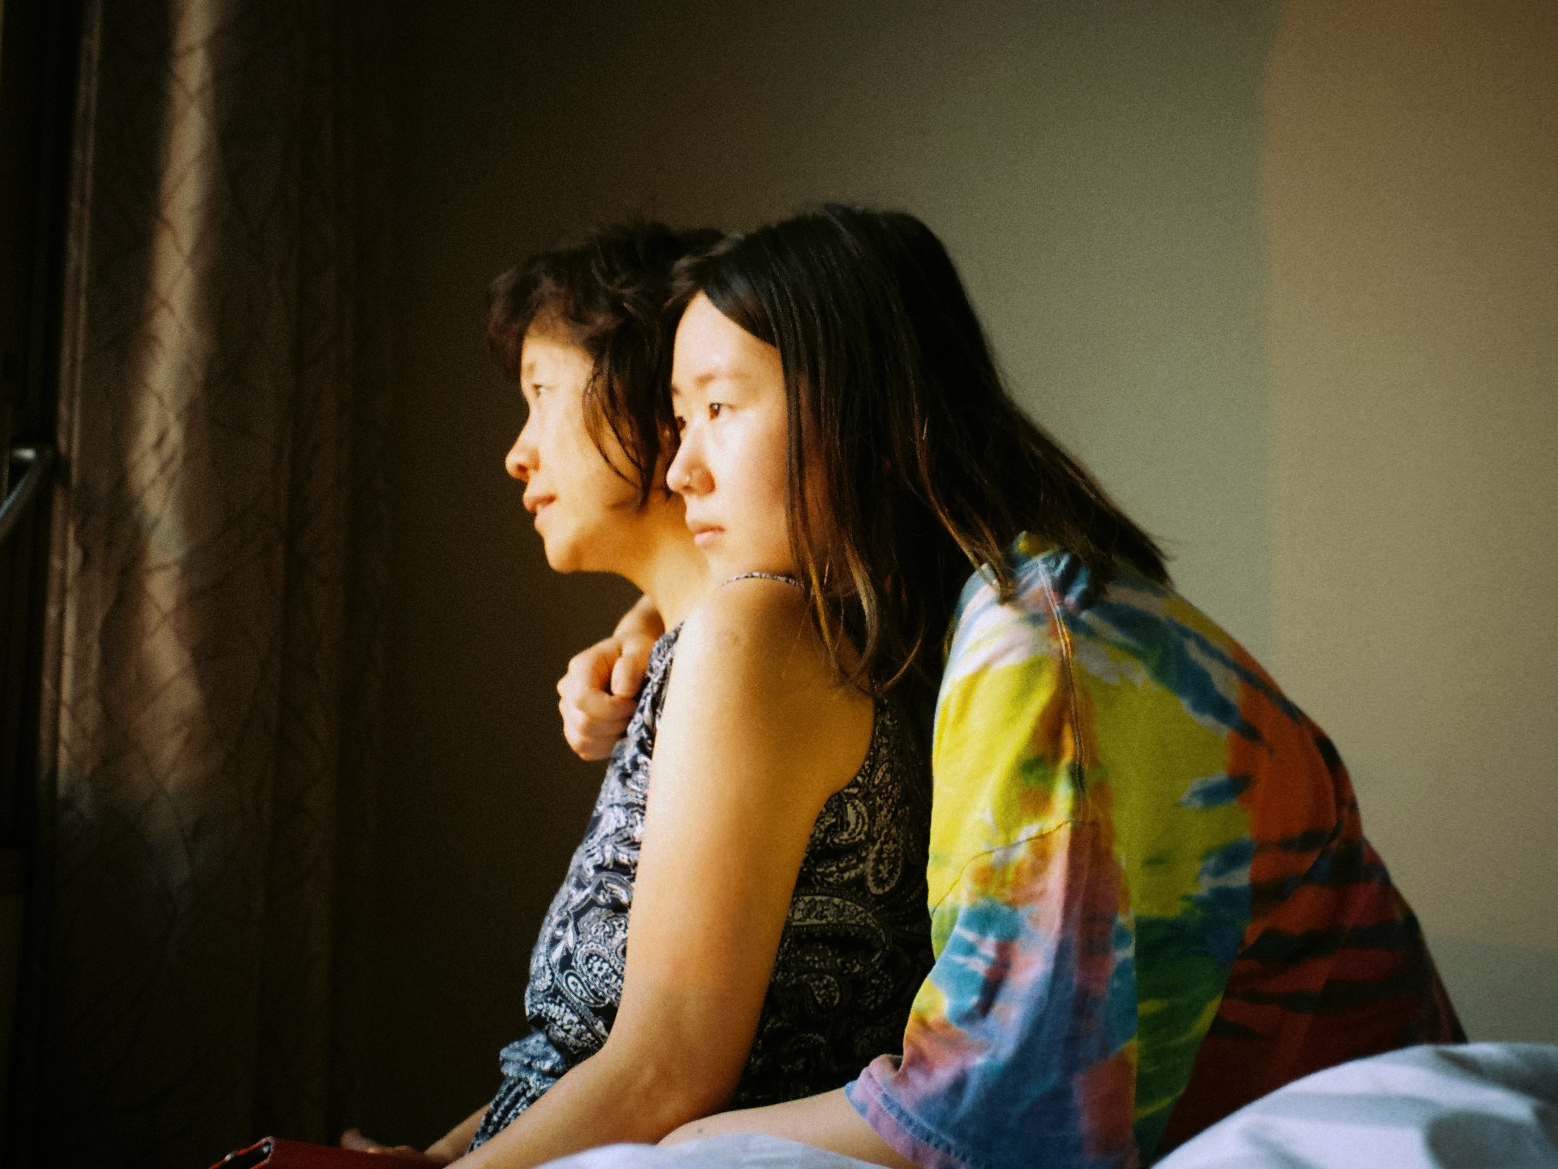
[722,570,804,591]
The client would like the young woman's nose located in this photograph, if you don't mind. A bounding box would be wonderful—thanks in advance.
[666,432,711,496]
[505,423,536,482]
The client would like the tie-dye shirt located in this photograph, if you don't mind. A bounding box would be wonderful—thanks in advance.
[846,535,1461,1169]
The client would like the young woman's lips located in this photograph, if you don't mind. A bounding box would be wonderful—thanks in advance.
[688,522,722,546]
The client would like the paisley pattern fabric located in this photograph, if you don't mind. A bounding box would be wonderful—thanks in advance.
[846,535,1462,1169]
[472,624,932,1149]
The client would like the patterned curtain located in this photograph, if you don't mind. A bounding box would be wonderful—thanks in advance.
[4,0,388,1164]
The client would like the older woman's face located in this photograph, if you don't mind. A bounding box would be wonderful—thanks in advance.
[505,329,640,574]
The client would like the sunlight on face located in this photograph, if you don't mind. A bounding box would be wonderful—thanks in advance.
[505,329,641,573]
[667,294,794,579]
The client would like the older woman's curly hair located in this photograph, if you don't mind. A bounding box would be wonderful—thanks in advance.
[488,221,723,505]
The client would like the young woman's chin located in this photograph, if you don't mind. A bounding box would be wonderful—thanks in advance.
[693,528,795,580]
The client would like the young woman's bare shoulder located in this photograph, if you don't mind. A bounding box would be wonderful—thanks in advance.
[674,578,841,701]
[666,579,870,798]
[683,575,807,637]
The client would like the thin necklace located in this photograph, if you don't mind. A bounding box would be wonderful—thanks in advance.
[723,570,803,590]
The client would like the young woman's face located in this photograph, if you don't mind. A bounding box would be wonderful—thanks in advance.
[505,328,642,573]
[667,294,795,579]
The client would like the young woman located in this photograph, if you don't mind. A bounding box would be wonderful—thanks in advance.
[562,205,1462,1169]
[346,222,933,1166]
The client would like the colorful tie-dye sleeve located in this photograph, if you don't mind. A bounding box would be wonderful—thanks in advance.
[844,537,1460,1169]
[848,824,1139,1169]
[846,559,1142,1169]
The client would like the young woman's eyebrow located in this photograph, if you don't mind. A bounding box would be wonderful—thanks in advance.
[674,368,749,398]
[669,373,709,402]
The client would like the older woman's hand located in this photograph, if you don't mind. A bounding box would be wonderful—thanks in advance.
[557,596,664,760]
[557,636,644,760]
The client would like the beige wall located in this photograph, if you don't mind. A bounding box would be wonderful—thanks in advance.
[1264,0,1558,1041]
[367,0,1555,1143]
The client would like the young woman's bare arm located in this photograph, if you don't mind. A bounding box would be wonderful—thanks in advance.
[425,1107,488,1162]
[663,1088,917,1169]
[451,580,872,1168]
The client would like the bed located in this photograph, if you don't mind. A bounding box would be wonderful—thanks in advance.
[540,1043,1558,1168]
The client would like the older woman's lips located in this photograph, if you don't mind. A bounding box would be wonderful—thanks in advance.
[524,494,555,522]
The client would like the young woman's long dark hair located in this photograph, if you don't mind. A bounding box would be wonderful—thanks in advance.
[489,221,723,503]
[672,204,1167,716]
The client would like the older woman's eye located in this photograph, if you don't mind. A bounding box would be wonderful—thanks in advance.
[673,414,687,434]
[708,402,724,419]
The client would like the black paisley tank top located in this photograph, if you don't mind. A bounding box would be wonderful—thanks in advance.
[471,622,932,1149]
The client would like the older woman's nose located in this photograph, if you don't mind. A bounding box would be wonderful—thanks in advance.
[506,428,534,481]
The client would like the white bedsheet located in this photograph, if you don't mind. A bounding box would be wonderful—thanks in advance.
[542,1132,875,1169]
[1155,1042,1558,1168]
[539,1043,1558,1168]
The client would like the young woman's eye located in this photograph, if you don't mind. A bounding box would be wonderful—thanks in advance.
[673,414,686,434]
[708,402,724,419]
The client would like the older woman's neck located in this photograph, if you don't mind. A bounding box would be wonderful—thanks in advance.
[626,518,708,630]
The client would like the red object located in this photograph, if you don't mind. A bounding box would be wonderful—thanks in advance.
[209,1137,435,1169]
